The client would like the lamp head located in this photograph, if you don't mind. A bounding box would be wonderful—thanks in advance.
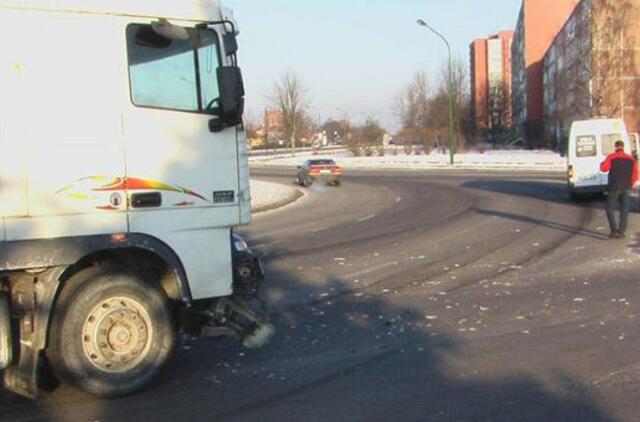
[417,19,427,27]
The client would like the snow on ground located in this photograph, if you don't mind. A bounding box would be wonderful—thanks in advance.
[250,148,567,172]
[251,179,302,213]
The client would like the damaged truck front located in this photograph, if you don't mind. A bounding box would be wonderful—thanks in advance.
[0,0,273,399]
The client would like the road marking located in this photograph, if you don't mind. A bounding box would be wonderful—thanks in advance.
[357,214,376,223]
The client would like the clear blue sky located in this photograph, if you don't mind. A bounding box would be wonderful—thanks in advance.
[225,0,522,129]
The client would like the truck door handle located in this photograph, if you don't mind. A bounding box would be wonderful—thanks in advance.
[131,192,162,208]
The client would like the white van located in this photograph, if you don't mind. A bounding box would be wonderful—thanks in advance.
[567,118,636,199]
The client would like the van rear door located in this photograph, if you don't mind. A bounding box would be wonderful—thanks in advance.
[572,134,601,187]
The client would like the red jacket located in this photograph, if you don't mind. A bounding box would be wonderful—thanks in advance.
[600,150,639,190]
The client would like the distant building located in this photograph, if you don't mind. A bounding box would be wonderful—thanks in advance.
[264,109,284,146]
[470,30,514,140]
[511,0,580,145]
[544,0,640,148]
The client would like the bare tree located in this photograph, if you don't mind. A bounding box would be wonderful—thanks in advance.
[395,72,432,153]
[590,0,635,118]
[321,119,351,144]
[438,56,471,149]
[268,71,308,156]
[353,116,386,156]
[395,58,471,155]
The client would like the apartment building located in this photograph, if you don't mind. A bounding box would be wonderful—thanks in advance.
[264,109,285,145]
[544,0,640,147]
[470,31,514,139]
[511,0,580,145]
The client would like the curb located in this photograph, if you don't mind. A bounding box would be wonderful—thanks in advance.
[249,163,566,174]
[252,188,304,214]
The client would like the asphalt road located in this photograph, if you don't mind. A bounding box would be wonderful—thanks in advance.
[2,169,640,421]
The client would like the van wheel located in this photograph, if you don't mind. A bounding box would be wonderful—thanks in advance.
[47,268,175,397]
[569,190,579,201]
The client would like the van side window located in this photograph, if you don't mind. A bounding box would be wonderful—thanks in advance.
[576,135,597,157]
[126,24,221,113]
[601,134,623,156]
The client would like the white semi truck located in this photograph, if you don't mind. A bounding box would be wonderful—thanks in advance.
[0,1,273,398]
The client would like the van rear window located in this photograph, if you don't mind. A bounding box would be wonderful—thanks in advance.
[601,133,623,155]
[576,135,597,157]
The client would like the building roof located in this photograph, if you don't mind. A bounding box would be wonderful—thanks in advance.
[0,0,224,22]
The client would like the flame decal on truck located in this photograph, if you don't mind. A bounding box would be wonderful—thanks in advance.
[57,176,208,209]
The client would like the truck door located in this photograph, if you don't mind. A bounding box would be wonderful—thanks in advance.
[122,21,240,299]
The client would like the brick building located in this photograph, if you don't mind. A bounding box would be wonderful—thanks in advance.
[264,109,284,145]
[511,0,580,145]
[470,30,514,139]
[544,0,640,148]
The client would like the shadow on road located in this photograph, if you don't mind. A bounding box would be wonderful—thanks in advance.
[472,207,608,240]
[463,179,605,207]
[0,237,616,422]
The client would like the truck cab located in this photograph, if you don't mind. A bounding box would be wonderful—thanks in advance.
[0,1,271,399]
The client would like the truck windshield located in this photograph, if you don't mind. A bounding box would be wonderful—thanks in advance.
[126,24,220,113]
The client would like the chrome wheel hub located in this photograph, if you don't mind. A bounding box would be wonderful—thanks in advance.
[82,296,153,373]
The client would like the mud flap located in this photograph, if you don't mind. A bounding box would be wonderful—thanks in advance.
[0,293,11,369]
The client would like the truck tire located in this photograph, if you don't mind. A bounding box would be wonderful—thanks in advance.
[47,268,175,397]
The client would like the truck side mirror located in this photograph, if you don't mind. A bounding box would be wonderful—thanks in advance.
[223,33,238,56]
[209,66,244,132]
[210,66,244,132]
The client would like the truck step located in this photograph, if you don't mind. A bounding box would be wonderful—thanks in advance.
[0,293,12,370]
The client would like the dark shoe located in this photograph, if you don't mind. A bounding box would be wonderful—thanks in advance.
[618,232,626,239]
[609,230,620,239]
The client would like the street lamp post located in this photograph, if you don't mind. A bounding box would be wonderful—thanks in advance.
[417,19,457,165]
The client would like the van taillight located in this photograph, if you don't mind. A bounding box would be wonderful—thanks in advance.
[568,165,574,179]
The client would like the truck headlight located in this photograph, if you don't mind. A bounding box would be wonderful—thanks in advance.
[233,235,249,252]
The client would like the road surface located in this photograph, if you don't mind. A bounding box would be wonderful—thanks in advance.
[2,169,639,421]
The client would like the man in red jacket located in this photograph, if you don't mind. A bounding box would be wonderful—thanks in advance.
[600,140,639,239]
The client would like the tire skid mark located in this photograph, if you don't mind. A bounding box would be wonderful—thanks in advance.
[212,349,400,420]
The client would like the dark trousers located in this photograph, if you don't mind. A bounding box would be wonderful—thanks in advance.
[606,189,631,233]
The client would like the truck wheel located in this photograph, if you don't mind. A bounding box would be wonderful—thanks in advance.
[47,268,175,397]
